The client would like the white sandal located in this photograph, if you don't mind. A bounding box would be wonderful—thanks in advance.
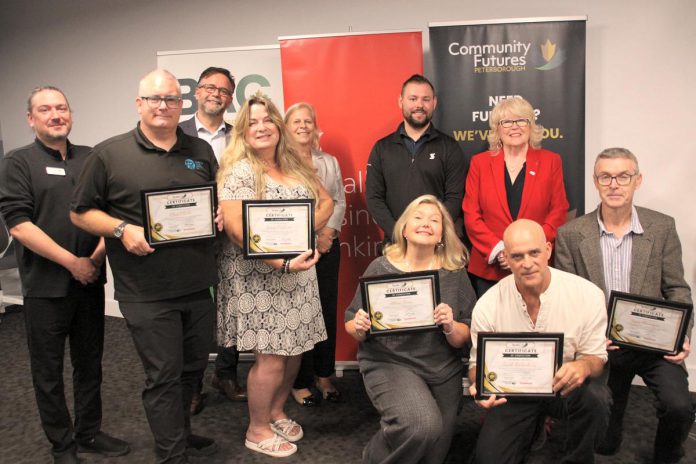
[245,433,297,457]
[270,418,304,442]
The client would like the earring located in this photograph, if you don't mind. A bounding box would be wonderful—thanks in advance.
[436,241,444,249]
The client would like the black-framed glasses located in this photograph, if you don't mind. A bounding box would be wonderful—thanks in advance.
[197,84,233,98]
[140,96,183,109]
[499,118,530,128]
[595,173,637,186]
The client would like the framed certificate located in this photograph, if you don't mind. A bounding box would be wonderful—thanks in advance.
[141,183,217,247]
[607,291,692,355]
[475,332,563,399]
[359,270,440,336]
[242,199,315,259]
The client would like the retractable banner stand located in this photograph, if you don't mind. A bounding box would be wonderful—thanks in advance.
[157,45,285,121]
[279,31,423,363]
[429,17,586,217]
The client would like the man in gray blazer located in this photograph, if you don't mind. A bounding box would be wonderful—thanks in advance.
[178,67,247,413]
[555,147,694,464]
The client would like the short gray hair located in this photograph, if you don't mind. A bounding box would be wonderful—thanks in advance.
[594,147,640,174]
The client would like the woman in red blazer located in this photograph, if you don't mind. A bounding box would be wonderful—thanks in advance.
[463,97,569,296]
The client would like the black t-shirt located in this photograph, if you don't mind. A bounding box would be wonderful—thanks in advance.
[0,139,104,297]
[71,124,218,302]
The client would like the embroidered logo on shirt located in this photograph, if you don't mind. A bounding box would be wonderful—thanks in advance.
[185,159,204,170]
[429,153,436,160]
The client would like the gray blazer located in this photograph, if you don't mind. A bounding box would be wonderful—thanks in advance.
[555,206,693,336]
[178,116,232,138]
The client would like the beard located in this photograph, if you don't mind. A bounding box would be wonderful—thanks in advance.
[200,100,226,117]
[403,109,432,129]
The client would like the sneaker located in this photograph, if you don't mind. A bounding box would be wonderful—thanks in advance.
[186,434,218,457]
[53,446,80,464]
[76,431,130,457]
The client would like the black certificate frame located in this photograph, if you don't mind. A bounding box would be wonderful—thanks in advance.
[475,332,564,400]
[607,291,692,356]
[242,199,315,259]
[140,182,217,248]
[359,270,441,336]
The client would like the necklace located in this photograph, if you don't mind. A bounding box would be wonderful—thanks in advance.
[402,256,436,272]
[260,158,278,169]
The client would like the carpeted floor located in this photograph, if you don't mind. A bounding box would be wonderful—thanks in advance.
[1,310,694,463]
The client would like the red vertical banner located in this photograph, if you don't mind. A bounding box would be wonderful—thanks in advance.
[279,32,423,362]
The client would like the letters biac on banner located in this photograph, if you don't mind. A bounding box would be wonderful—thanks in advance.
[429,18,586,217]
[279,31,423,362]
[157,45,285,123]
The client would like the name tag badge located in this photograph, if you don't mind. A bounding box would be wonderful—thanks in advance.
[46,167,66,176]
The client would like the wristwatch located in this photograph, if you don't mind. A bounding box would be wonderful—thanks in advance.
[113,221,128,239]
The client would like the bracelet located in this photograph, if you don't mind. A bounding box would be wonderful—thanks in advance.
[281,258,291,274]
[442,325,454,336]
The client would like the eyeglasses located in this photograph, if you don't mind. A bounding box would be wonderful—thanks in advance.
[140,96,183,109]
[499,118,530,128]
[197,84,233,98]
[595,173,637,186]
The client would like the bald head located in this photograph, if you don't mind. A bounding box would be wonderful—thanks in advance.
[503,219,552,295]
[138,69,180,96]
[503,219,545,249]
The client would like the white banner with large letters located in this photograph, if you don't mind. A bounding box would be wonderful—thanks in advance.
[157,44,284,123]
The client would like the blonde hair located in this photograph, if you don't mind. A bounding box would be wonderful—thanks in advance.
[487,96,544,152]
[284,102,323,150]
[384,195,468,271]
[217,93,321,202]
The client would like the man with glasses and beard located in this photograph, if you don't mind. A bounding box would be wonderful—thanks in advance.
[179,67,248,413]
[71,69,219,464]
[366,74,467,242]
[555,147,694,464]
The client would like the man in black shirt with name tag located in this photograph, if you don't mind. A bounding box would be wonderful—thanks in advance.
[0,87,129,464]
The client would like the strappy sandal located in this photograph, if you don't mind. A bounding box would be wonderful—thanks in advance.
[245,433,297,457]
[270,418,304,442]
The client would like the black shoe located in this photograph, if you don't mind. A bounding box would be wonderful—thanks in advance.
[53,446,80,464]
[76,431,130,457]
[186,434,218,457]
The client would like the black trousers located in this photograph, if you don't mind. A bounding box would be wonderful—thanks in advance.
[474,378,611,464]
[119,290,214,464]
[605,349,695,462]
[24,286,105,453]
[294,238,340,389]
[468,272,498,298]
[214,344,240,380]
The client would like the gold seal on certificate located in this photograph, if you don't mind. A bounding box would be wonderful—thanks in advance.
[141,183,217,247]
[475,332,563,399]
[242,199,315,259]
[359,270,440,336]
[607,291,692,355]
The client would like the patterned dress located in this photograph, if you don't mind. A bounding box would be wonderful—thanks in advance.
[217,158,327,355]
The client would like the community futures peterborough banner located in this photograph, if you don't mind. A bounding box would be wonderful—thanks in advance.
[429,17,587,217]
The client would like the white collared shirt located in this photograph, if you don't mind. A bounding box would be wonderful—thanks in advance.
[194,114,229,163]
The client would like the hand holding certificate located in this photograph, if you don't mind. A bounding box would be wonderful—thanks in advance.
[607,291,692,355]
[475,333,563,399]
[141,183,217,247]
[359,271,440,336]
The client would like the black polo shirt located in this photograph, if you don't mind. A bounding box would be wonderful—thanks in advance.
[71,124,218,303]
[0,139,104,297]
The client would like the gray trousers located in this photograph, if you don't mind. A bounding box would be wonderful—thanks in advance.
[361,361,462,464]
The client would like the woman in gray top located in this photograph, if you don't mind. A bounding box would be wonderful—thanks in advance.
[285,102,347,406]
[345,195,476,464]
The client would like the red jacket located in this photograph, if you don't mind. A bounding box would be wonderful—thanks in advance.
[463,147,569,281]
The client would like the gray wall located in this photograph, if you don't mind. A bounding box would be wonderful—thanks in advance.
[1,0,694,321]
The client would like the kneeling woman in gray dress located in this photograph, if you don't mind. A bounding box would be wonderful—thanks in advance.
[346,195,476,464]
[217,92,333,458]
